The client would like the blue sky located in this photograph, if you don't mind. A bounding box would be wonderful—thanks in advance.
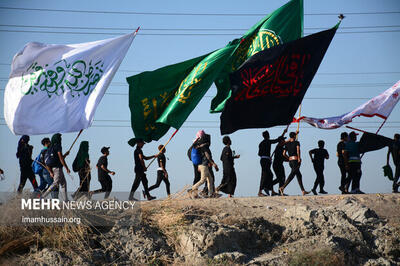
[0,0,399,198]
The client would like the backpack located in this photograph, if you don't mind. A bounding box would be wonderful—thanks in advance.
[44,145,57,168]
[191,147,202,165]
[32,153,44,174]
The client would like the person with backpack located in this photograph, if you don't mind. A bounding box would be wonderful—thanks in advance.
[216,136,240,198]
[188,130,219,198]
[72,141,91,199]
[148,145,171,197]
[33,138,51,192]
[41,133,70,201]
[90,146,115,199]
[309,140,330,195]
[16,135,39,193]
[129,139,157,201]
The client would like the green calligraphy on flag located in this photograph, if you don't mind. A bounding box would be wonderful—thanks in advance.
[210,0,304,113]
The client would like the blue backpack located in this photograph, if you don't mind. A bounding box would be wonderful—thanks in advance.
[191,147,202,165]
[32,153,44,174]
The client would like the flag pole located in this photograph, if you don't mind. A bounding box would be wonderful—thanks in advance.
[375,118,387,134]
[146,129,179,168]
[67,129,83,154]
[345,125,369,134]
[296,104,302,140]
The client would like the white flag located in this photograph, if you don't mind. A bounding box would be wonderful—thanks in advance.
[299,80,400,129]
[4,31,137,135]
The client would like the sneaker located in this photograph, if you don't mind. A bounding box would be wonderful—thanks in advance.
[311,189,318,195]
[319,190,328,194]
[147,195,156,201]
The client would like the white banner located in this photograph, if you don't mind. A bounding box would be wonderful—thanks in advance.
[4,31,137,135]
[299,80,400,129]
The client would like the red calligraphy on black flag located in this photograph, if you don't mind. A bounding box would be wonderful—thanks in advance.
[220,26,337,135]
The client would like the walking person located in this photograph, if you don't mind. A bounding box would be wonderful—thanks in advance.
[148,145,171,197]
[188,131,219,198]
[279,131,310,196]
[309,140,329,195]
[258,129,286,197]
[272,136,288,194]
[343,131,364,194]
[129,139,156,201]
[41,133,70,201]
[337,132,349,194]
[16,135,38,193]
[90,147,115,199]
[386,133,400,193]
[72,141,91,199]
[33,138,58,198]
[216,136,239,198]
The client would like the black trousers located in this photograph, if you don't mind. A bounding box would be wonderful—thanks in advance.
[129,171,150,200]
[393,164,400,192]
[347,162,362,192]
[149,170,171,195]
[93,175,112,198]
[338,163,350,190]
[260,158,273,191]
[282,160,305,191]
[272,162,286,188]
[18,166,38,193]
[312,165,325,191]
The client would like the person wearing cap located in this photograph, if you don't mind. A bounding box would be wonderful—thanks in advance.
[129,139,157,201]
[148,145,171,197]
[343,131,364,194]
[90,146,115,199]
[337,132,349,194]
[279,131,310,196]
[386,133,400,193]
[309,140,329,195]
[272,136,288,194]
[258,129,287,197]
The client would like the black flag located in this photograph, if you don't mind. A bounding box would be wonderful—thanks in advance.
[359,132,393,153]
[220,25,338,135]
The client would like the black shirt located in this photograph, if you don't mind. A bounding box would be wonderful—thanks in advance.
[390,140,400,166]
[97,155,108,178]
[310,148,329,167]
[18,143,33,168]
[337,141,346,165]
[258,138,279,157]
[220,146,234,168]
[157,153,166,169]
[134,147,144,173]
[273,144,286,165]
[52,144,63,168]
[284,141,300,157]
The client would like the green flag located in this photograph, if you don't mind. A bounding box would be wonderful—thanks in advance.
[127,44,236,143]
[210,0,304,113]
[127,0,303,143]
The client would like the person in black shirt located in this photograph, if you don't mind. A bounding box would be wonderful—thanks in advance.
[337,132,349,194]
[16,135,38,193]
[309,140,329,195]
[280,131,310,196]
[129,139,157,201]
[148,145,171,197]
[386,133,400,193]
[90,147,115,199]
[258,129,286,197]
[272,136,288,193]
[216,136,240,197]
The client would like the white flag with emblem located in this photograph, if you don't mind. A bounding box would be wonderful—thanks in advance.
[4,30,137,135]
[298,80,400,129]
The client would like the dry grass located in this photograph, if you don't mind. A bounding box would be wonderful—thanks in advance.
[287,248,346,266]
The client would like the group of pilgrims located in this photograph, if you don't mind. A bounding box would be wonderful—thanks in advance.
[9,128,400,201]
